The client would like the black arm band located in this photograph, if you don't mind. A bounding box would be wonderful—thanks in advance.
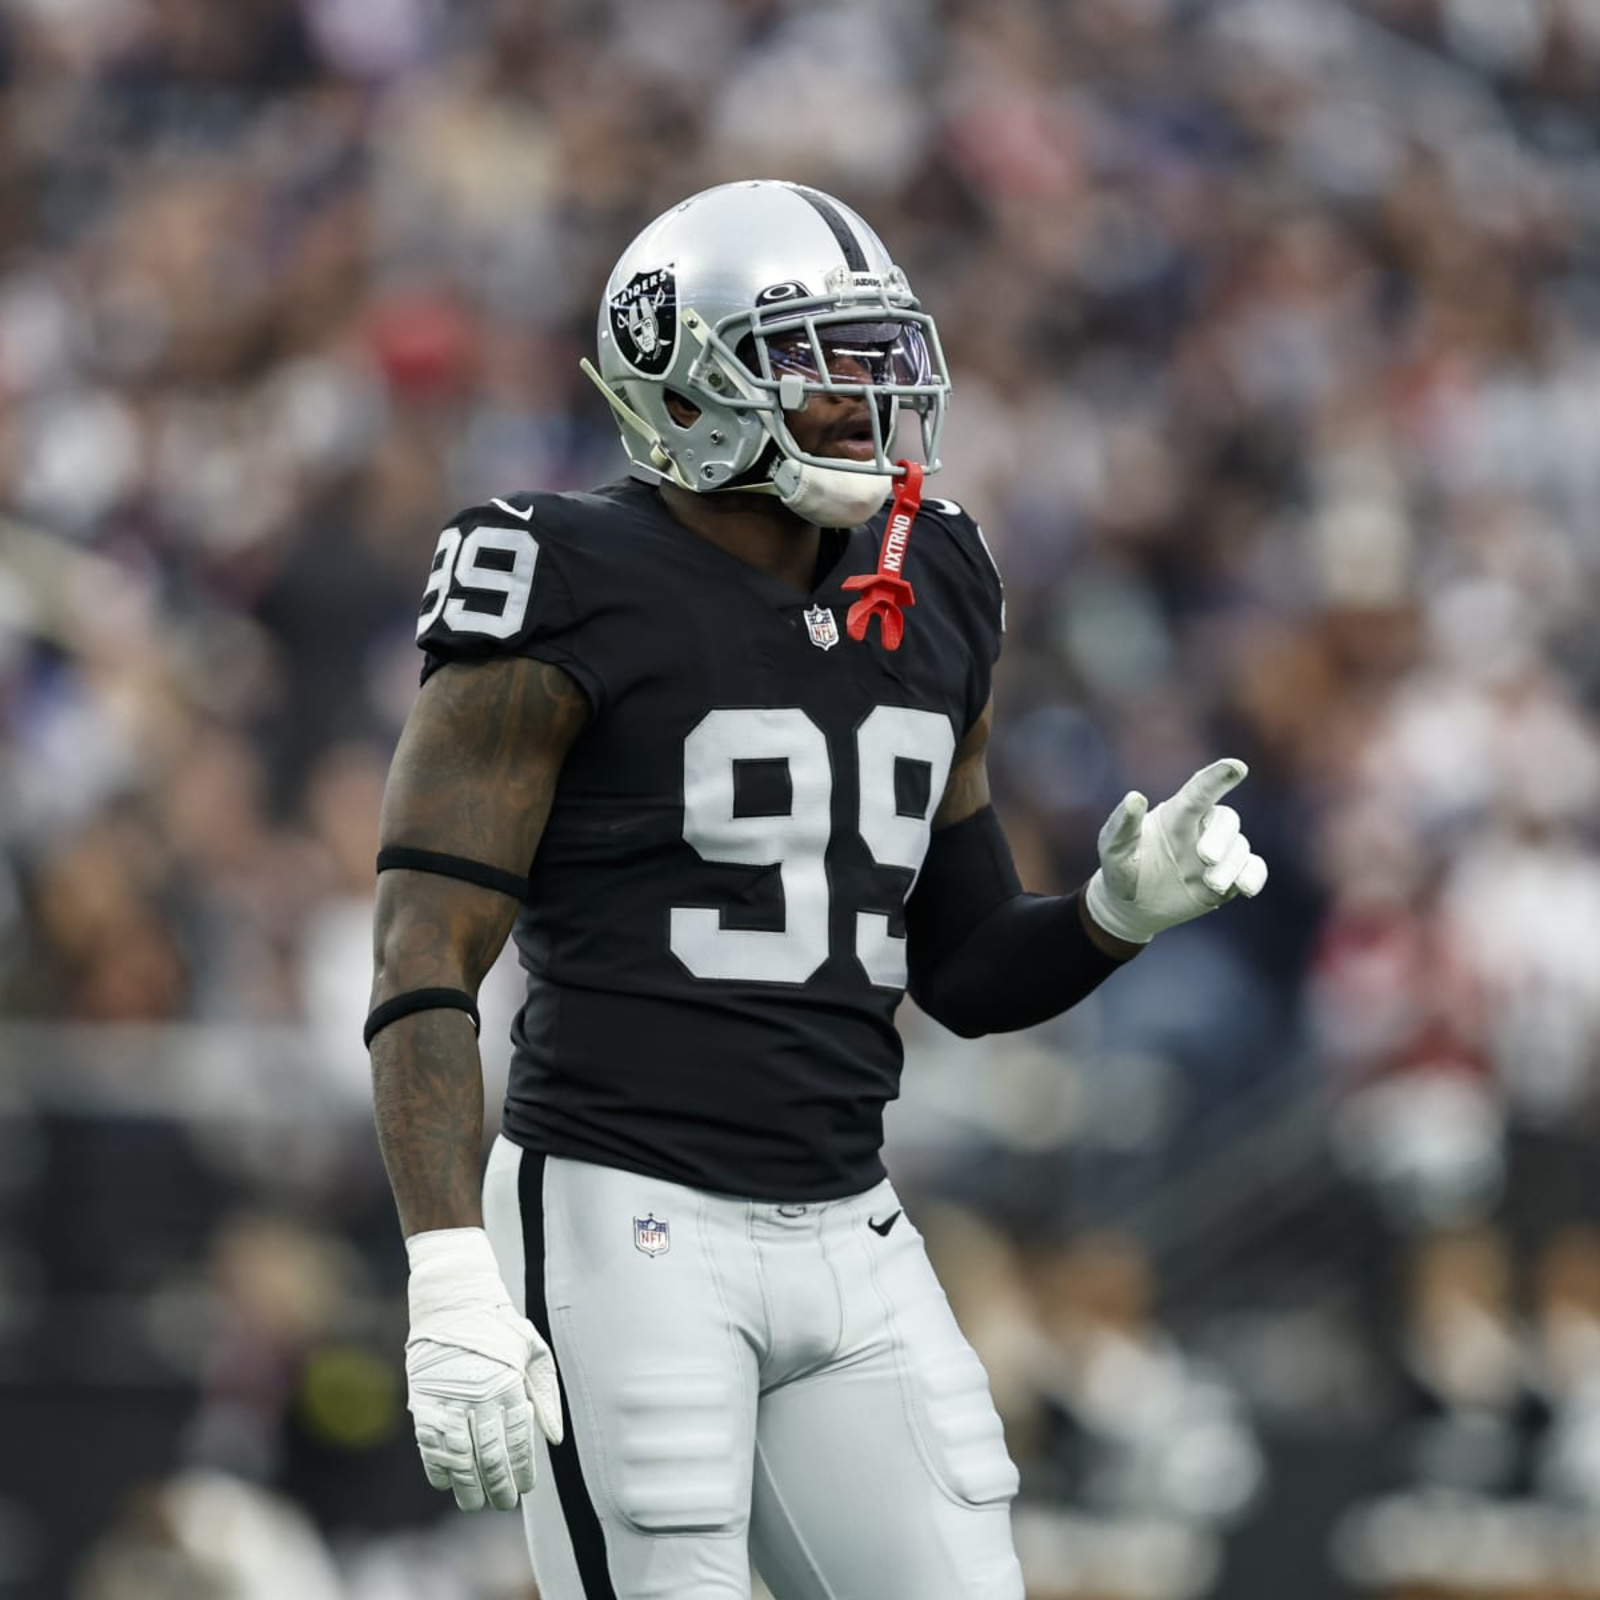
[363,987,481,1048]
[376,846,529,901]
[905,806,1131,1039]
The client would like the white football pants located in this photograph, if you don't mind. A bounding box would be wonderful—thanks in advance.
[482,1137,1023,1600]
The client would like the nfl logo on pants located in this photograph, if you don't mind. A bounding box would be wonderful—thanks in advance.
[634,1214,670,1257]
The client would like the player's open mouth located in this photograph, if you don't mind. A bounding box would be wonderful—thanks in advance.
[826,422,879,461]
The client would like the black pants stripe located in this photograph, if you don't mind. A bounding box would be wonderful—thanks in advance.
[517,1148,618,1600]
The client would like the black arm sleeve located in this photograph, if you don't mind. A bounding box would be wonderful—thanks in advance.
[905,807,1132,1039]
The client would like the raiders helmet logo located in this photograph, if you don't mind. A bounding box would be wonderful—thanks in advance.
[609,266,677,375]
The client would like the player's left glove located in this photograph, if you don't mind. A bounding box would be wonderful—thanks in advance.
[1083,757,1268,945]
[404,1227,564,1512]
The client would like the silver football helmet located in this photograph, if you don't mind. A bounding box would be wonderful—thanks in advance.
[580,180,950,527]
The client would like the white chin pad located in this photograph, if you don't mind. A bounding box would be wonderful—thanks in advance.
[771,461,893,527]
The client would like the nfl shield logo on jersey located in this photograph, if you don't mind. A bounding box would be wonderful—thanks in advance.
[803,605,839,651]
[634,1214,670,1257]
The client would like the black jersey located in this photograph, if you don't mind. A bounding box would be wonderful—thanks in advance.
[415,476,1004,1200]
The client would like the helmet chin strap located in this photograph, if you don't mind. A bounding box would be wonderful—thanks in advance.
[768,458,893,527]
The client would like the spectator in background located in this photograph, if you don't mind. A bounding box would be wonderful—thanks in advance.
[72,1470,344,1600]
[1395,1225,1548,1497]
[1030,1231,1264,1528]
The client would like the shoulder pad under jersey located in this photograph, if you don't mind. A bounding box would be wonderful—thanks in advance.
[917,494,1006,648]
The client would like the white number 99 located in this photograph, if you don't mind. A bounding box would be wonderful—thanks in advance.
[671,705,954,987]
[417,524,539,641]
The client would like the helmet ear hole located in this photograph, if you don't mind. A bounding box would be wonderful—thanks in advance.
[664,390,701,428]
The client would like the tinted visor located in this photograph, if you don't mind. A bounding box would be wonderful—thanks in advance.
[764,321,933,387]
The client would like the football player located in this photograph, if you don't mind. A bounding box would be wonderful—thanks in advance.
[367,180,1267,1599]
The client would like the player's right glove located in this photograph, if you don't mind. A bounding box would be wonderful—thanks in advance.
[404,1226,564,1511]
[1083,757,1268,945]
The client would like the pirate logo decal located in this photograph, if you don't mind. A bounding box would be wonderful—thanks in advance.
[609,266,677,375]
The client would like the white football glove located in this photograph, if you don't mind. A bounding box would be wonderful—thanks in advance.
[404,1227,564,1512]
[1083,757,1268,945]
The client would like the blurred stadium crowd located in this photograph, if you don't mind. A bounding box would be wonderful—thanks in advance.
[4,0,1600,1595]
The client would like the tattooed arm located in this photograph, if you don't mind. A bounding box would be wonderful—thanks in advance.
[369,657,589,1237]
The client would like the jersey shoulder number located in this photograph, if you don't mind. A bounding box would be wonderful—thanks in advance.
[416,498,540,644]
[414,490,616,706]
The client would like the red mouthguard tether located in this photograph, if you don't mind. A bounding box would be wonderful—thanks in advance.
[842,460,923,651]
